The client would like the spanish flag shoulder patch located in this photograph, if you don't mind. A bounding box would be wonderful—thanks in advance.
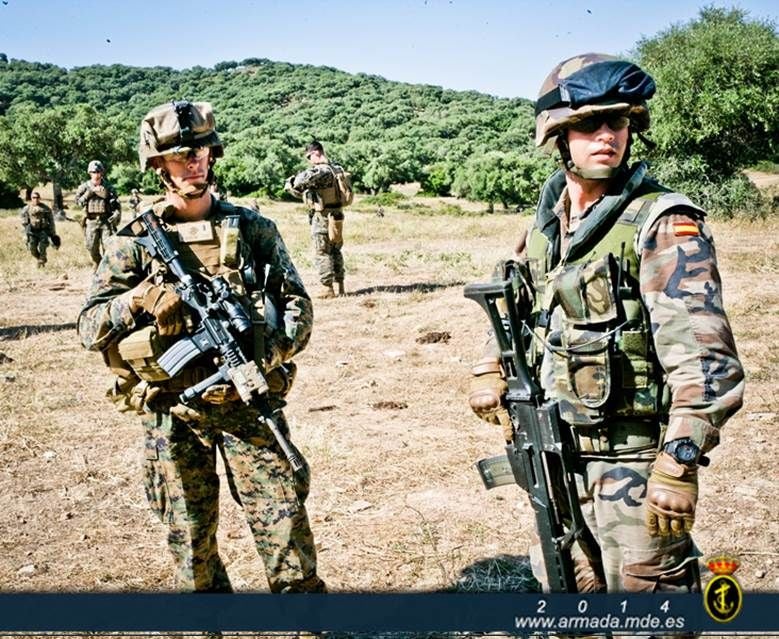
[673,221,699,237]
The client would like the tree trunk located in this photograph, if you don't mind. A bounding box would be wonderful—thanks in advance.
[52,181,64,212]
[487,201,494,214]
[24,186,32,201]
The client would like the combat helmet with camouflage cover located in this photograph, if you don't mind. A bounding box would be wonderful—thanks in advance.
[139,100,224,199]
[535,53,655,179]
[88,160,105,174]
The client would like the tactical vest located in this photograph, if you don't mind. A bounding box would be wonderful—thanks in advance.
[87,185,110,218]
[27,205,50,230]
[116,202,267,388]
[525,164,705,429]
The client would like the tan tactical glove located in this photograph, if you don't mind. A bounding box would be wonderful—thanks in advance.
[169,403,203,423]
[645,452,698,538]
[468,356,513,442]
[200,384,240,405]
[130,281,184,336]
[107,377,161,415]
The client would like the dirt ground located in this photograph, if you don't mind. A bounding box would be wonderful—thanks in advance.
[0,193,777,635]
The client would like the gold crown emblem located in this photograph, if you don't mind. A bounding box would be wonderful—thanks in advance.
[706,554,740,576]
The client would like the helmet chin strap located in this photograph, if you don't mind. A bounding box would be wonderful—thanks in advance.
[557,135,632,180]
[155,165,214,200]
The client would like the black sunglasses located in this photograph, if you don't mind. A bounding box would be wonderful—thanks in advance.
[569,114,630,134]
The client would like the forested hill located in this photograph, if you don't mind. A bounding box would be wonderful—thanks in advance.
[1,7,775,216]
[0,57,541,198]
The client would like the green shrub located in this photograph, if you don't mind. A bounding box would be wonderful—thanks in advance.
[649,156,767,219]
[361,191,408,206]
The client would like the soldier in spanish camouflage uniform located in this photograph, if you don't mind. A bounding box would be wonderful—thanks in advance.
[20,191,57,267]
[468,54,744,611]
[75,160,121,268]
[285,141,349,299]
[78,100,326,593]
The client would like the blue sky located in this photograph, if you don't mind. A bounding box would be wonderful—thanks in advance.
[1,0,776,99]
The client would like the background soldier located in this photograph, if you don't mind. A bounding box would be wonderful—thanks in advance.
[20,191,58,267]
[75,159,121,267]
[285,141,351,299]
[128,188,142,213]
[77,100,325,594]
[469,54,744,604]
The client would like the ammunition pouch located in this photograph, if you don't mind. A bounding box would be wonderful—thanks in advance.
[117,325,172,382]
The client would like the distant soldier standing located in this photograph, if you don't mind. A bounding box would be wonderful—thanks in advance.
[128,188,142,213]
[285,141,352,298]
[20,191,58,267]
[75,160,121,267]
[78,100,326,594]
[468,54,744,603]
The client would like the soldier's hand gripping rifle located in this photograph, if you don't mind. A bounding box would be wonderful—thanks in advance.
[120,210,303,472]
[464,261,603,592]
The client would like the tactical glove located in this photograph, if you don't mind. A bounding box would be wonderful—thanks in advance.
[645,452,698,538]
[200,384,240,405]
[169,403,203,423]
[468,356,513,442]
[265,333,293,371]
[130,281,184,336]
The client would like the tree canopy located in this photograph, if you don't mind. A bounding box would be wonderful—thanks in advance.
[636,7,778,177]
[0,10,776,217]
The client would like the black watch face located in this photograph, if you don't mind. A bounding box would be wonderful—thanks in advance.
[675,442,698,463]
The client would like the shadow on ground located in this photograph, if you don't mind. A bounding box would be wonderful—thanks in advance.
[0,322,77,341]
[348,282,466,296]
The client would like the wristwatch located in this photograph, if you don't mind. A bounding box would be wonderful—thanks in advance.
[663,437,700,466]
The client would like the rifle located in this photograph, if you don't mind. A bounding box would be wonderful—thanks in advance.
[464,261,603,592]
[119,210,304,472]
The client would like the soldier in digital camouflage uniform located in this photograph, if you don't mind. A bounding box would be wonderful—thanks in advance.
[285,141,349,299]
[128,188,142,213]
[20,191,57,267]
[75,159,121,268]
[468,54,744,611]
[78,100,326,593]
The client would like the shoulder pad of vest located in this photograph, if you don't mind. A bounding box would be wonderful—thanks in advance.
[634,191,706,257]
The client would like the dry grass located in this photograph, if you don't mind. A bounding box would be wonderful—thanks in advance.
[0,195,777,637]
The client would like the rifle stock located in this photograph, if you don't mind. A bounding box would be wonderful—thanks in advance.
[464,263,603,593]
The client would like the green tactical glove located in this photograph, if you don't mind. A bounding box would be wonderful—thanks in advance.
[265,333,293,371]
[645,452,698,538]
[468,356,513,442]
[130,281,184,337]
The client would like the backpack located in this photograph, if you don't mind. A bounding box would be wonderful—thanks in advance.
[319,164,353,208]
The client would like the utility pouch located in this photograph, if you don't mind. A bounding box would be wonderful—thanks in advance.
[327,215,344,245]
[219,215,241,268]
[554,254,619,324]
[117,325,171,382]
[553,255,620,420]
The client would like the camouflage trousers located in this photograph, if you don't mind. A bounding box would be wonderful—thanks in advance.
[529,448,700,639]
[83,218,111,267]
[26,230,49,264]
[141,402,326,593]
[311,211,344,286]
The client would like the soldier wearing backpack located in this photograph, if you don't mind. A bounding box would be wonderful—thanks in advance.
[285,141,353,298]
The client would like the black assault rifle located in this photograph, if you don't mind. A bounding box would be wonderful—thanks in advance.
[464,262,603,592]
[120,210,303,472]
